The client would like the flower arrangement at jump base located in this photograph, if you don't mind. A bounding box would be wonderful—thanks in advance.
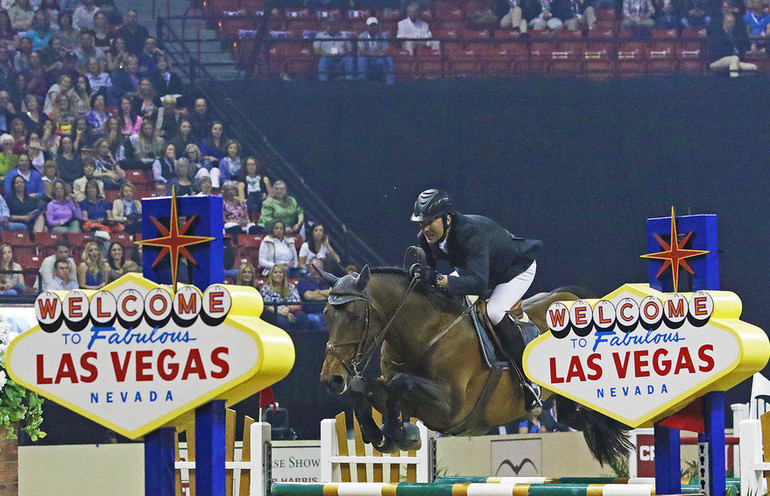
[0,317,44,444]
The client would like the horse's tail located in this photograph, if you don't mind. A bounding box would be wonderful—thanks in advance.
[555,396,633,466]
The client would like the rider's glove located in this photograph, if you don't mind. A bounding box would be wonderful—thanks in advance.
[409,263,438,286]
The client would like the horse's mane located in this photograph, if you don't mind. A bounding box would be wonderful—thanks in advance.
[369,267,467,314]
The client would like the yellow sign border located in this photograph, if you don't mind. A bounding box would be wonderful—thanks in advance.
[7,273,295,439]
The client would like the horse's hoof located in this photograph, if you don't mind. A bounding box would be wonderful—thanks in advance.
[373,436,398,454]
[395,422,421,451]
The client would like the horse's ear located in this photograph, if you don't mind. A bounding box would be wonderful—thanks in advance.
[355,265,370,291]
[313,264,339,286]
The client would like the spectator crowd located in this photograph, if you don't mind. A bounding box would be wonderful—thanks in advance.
[0,0,351,333]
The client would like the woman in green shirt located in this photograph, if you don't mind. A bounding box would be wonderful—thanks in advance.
[257,180,304,235]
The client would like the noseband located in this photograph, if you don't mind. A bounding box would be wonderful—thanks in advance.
[325,276,419,379]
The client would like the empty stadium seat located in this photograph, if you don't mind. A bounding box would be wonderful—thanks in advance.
[35,232,66,258]
[125,169,154,186]
[17,253,43,289]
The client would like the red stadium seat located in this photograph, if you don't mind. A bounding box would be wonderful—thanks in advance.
[125,169,153,186]
[483,46,516,75]
[414,48,444,78]
[446,48,484,75]
[1,231,36,258]
[105,189,121,203]
[35,232,66,258]
[236,234,266,263]
[16,253,43,288]
[389,48,417,81]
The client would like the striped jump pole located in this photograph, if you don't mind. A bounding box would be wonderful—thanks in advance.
[433,477,741,486]
[271,482,711,496]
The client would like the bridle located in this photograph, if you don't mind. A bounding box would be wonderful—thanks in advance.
[324,276,419,379]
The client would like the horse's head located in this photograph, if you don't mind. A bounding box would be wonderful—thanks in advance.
[319,265,374,394]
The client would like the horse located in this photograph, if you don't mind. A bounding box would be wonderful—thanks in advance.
[318,265,632,466]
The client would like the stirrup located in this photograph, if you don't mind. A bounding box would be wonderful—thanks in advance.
[523,381,542,411]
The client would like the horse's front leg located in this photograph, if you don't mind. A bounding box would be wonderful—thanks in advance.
[380,373,450,451]
[349,376,388,449]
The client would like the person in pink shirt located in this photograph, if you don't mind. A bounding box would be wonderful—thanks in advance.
[117,96,141,136]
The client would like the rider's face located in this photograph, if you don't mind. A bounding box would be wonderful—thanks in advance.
[421,217,445,244]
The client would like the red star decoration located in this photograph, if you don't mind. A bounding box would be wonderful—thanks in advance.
[134,187,215,292]
[640,206,710,292]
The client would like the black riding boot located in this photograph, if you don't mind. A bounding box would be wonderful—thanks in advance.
[493,314,542,411]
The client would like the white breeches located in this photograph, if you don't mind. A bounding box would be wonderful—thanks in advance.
[487,260,537,325]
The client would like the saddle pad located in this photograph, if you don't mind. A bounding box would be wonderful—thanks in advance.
[467,297,503,369]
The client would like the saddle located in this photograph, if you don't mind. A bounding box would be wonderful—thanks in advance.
[403,246,539,371]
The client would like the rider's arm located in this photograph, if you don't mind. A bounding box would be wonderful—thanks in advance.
[446,228,489,296]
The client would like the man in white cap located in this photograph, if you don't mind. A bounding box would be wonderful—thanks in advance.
[357,17,395,85]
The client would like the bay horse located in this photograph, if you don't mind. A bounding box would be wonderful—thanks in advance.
[319,266,632,466]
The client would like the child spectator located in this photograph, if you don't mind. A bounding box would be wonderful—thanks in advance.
[0,244,27,294]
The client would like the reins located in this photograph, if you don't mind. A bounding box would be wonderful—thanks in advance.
[326,274,474,379]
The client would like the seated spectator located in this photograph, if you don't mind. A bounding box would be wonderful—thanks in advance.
[49,94,77,136]
[216,139,243,186]
[74,74,95,114]
[152,142,177,182]
[313,17,354,81]
[552,0,597,31]
[92,10,112,49]
[103,116,125,154]
[257,180,304,235]
[73,0,98,30]
[122,260,140,274]
[0,92,14,135]
[5,153,45,198]
[39,240,78,289]
[24,10,54,52]
[184,143,211,182]
[112,56,141,100]
[622,0,656,29]
[236,262,258,288]
[709,12,757,76]
[239,156,271,218]
[21,95,50,137]
[46,179,82,232]
[53,12,79,52]
[517,406,547,433]
[149,56,184,99]
[117,96,142,137]
[397,3,439,54]
[0,134,18,181]
[97,0,123,27]
[680,0,712,28]
[44,75,74,116]
[111,182,142,234]
[39,0,59,24]
[654,0,681,28]
[296,257,330,332]
[6,175,45,232]
[85,93,112,136]
[29,140,49,174]
[196,176,213,196]
[41,159,59,196]
[299,222,341,271]
[77,240,107,289]
[167,158,194,196]
[189,98,211,143]
[0,193,27,231]
[106,36,130,73]
[74,29,106,72]
[222,181,257,234]
[120,120,164,170]
[46,257,79,290]
[357,17,395,85]
[200,122,227,178]
[744,0,769,38]
[134,77,160,121]
[9,118,28,153]
[0,12,17,46]
[170,119,195,152]
[157,95,183,139]
[79,178,114,228]
[528,0,564,31]
[115,9,148,57]
[8,0,35,32]
[152,180,167,197]
[40,121,60,157]
[73,161,104,202]
[258,220,300,277]
[259,264,310,331]
[106,242,125,283]
[93,137,127,189]
[137,36,163,74]
[56,135,84,184]
[0,243,27,294]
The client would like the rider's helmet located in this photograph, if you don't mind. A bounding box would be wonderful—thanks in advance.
[411,189,453,223]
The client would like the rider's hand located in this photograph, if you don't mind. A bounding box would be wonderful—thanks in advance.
[409,263,437,286]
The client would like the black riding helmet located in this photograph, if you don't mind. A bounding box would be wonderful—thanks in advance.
[411,189,453,223]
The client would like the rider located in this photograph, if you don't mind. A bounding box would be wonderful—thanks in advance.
[409,189,543,410]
